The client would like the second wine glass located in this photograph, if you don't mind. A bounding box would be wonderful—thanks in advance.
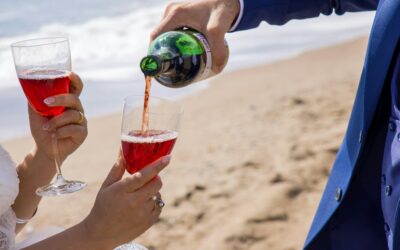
[118,95,182,249]
[121,95,182,174]
[11,37,87,196]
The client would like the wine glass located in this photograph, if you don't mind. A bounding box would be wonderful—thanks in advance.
[118,95,182,248]
[11,37,87,196]
[121,95,182,174]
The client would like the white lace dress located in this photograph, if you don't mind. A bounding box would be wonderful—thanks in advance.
[0,145,19,250]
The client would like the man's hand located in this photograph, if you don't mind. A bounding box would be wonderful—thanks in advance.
[151,0,240,74]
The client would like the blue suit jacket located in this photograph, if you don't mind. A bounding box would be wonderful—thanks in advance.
[234,0,400,249]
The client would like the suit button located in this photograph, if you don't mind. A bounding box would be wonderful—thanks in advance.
[385,185,392,196]
[389,121,396,131]
[335,188,342,201]
[397,133,400,141]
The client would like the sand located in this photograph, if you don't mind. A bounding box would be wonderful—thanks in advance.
[3,37,368,250]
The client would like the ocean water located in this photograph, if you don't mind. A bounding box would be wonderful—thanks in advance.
[0,0,374,141]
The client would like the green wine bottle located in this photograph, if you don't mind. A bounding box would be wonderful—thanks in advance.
[140,29,228,88]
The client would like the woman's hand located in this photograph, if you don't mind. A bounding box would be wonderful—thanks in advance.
[82,153,170,248]
[20,154,170,250]
[28,72,88,163]
[151,0,240,74]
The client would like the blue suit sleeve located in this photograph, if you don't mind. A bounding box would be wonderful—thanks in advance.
[234,0,378,31]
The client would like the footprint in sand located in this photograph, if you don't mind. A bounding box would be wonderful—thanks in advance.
[242,161,261,169]
[286,185,304,199]
[227,161,261,173]
[291,97,306,106]
[225,234,266,245]
[290,144,315,161]
[195,211,205,222]
[173,184,207,207]
[247,212,289,224]
[209,192,231,199]
[270,173,285,184]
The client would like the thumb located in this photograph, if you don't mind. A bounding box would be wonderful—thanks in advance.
[68,72,84,96]
[101,149,126,189]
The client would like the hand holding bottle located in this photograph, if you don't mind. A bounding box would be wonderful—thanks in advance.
[149,0,240,75]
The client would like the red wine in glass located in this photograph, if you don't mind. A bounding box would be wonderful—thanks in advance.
[121,130,178,174]
[18,69,70,117]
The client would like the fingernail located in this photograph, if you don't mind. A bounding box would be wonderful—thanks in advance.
[42,123,50,131]
[161,155,171,165]
[44,97,55,105]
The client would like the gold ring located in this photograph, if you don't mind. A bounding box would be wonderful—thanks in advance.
[77,111,85,125]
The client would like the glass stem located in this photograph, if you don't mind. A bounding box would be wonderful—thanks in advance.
[52,132,65,184]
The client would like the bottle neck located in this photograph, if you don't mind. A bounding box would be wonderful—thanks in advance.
[140,55,172,76]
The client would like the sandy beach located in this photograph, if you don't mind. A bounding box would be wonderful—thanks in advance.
[3,37,368,250]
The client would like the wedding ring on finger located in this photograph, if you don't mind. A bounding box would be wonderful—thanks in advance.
[152,195,165,209]
[77,111,85,125]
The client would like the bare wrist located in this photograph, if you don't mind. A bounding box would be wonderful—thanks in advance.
[80,218,118,250]
[31,146,54,166]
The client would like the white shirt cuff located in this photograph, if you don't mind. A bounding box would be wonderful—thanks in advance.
[229,0,244,32]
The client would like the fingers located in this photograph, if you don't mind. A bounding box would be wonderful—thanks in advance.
[205,20,228,74]
[151,192,162,201]
[146,193,163,220]
[42,109,86,131]
[152,204,162,221]
[43,72,84,112]
[44,93,84,112]
[151,193,163,220]
[69,72,84,95]
[150,1,230,74]
[120,155,171,192]
[151,192,163,211]
[54,124,87,145]
[138,192,162,213]
[150,2,204,41]
[162,2,179,19]
[150,17,182,42]
[150,2,184,41]
[203,4,233,74]
[101,150,126,189]
[130,176,163,202]
[136,193,162,226]
[143,196,156,213]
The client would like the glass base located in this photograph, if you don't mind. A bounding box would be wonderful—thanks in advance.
[114,243,148,250]
[36,179,87,197]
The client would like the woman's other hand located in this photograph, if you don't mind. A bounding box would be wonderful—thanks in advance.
[82,153,170,248]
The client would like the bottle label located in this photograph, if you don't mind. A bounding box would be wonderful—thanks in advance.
[192,32,213,81]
